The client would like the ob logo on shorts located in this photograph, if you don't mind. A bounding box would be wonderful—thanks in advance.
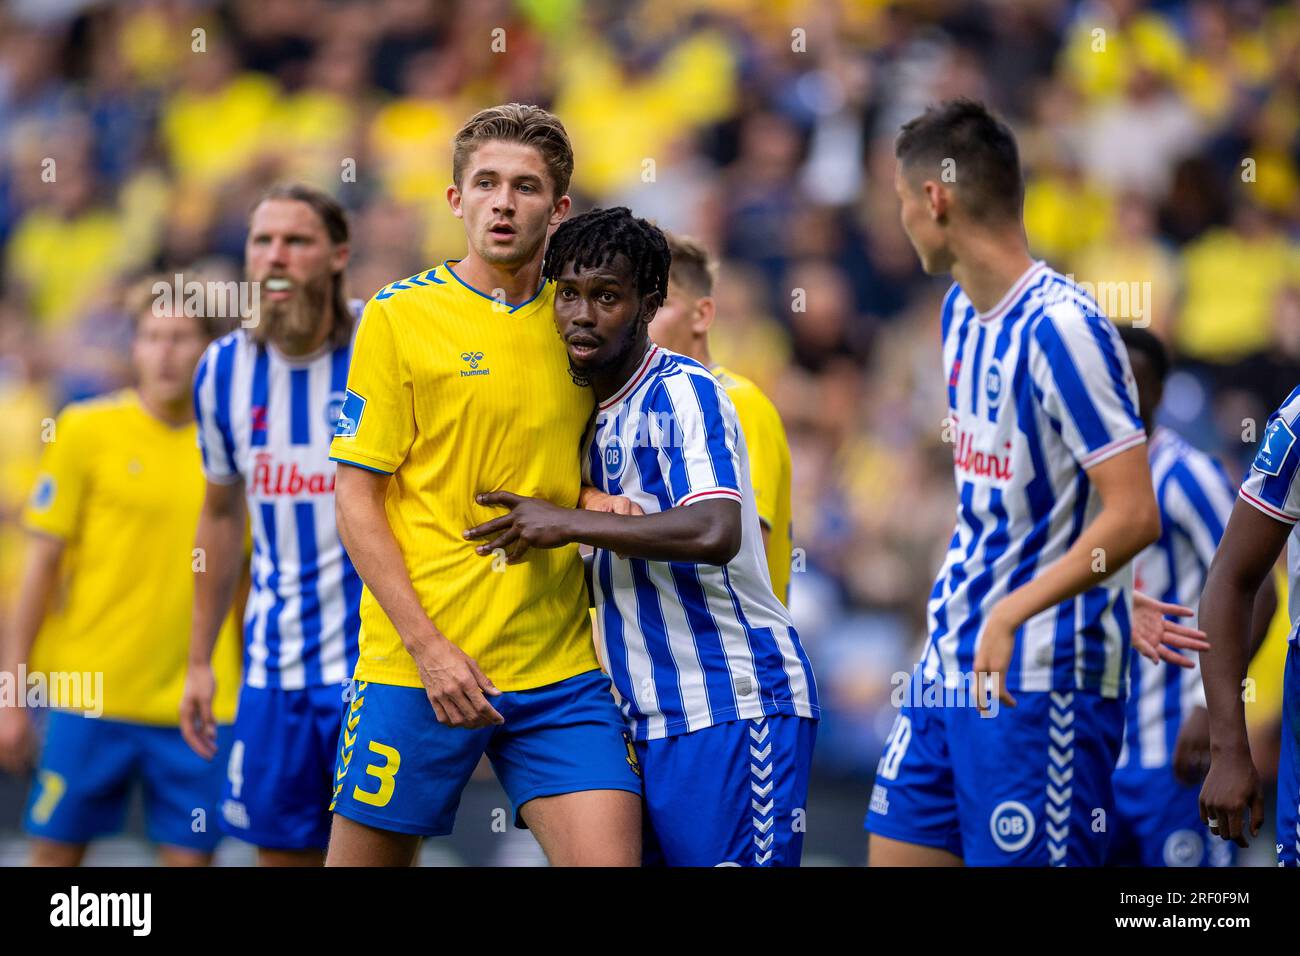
[1163,829,1203,867]
[989,800,1035,853]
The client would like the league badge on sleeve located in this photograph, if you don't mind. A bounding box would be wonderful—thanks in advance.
[334,389,366,438]
[1253,416,1296,477]
[30,474,55,511]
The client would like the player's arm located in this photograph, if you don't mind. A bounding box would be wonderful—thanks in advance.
[0,532,64,771]
[975,443,1161,706]
[181,477,247,759]
[1197,501,1289,846]
[334,464,502,728]
[466,492,741,565]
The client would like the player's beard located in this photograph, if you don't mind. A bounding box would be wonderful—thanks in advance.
[569,316,644,389]
[250,272,331,349]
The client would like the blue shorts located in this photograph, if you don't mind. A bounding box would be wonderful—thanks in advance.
[638,715,817,867]
[1109,764,1233,867]
[25,710,233,852]
[1277,644,1300,866]
[219,682,346,850]
[864,677,1124,866]
[330,669,640,836]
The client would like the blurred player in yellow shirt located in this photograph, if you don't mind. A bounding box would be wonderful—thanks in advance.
[0,281,242,866]
[649,232,794,605]
[326,104,641,866]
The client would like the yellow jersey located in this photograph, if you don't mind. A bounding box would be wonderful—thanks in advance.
[22,390,242,724]
[712,365,793,605]
[329,262,598,691]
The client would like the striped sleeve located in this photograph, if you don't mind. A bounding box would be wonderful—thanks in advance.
[1239,386,1300,524]
[1164,454,1235,570]
[1029,302,1146,469]
[193,335,241,484]
[653,372,743,508]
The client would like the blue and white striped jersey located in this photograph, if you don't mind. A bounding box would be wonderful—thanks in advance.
[919,261,1146,699]
[193,322,362,690]
[1117,427,1235,770]
[1239,384,1300,648]
[583,345,819,741]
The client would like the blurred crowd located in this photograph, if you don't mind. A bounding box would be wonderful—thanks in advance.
[2,0,1299,775]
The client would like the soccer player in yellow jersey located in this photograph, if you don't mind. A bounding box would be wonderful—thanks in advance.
[648,232,795,604]
[326,104,641,866]
[0,282,243,866]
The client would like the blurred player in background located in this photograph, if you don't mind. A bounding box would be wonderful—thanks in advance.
[1109,326,1276,867]
[649,232,794,606]
[0,280,243,865]
[465,207,819,866]
[865,99,1161,866]
[1199,383,1300,865]
[181,183,361,866]
[327,105,640,866]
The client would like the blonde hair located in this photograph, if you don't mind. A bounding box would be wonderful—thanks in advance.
[453,103,574,199]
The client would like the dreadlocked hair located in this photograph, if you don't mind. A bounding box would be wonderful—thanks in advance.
[542,206,671,302]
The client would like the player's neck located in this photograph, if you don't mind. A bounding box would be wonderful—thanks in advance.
[270,315,332,359]
[451,250,543,306]
[950,230,1035,315]
[686,337,712,367]
[592,340,653,405]
[134,386,193,428]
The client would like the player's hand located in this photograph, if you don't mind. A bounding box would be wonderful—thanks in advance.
[0,705,35,773]
[578,486,644,517]
[179,663,219,760]
[411,632,504,729]
[1131,592,1209,668]
[973,602,1018,712]
[1199,747,1264,848]
[1172,705,1211,785]
[464,491,574,564]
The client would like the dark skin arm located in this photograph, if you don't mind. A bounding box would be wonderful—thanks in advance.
[1172,571,1277,785]
[464,492,742,566]
[1197,499,1291,847]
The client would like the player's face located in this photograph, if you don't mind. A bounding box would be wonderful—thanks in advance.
[648,280,702,355]
[895,164,952,274]
[553,255,656,378]
[449,140,569,269]
[132,309,210,404]
[245,199,347,341]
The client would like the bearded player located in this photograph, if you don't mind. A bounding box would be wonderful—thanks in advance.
[182,183,362,865]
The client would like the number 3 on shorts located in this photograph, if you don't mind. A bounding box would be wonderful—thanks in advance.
[353,741,401,807]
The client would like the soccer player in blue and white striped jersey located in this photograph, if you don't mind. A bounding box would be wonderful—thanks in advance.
[181,184,361,865]
[464,208,819,866]
[1200,383,1300,865]
[1109,327,1276,867]
[864,100,1162,867]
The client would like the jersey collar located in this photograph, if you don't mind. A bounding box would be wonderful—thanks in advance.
[976,260,1049,323]
[599,345,661,411]
[442,259,549,315]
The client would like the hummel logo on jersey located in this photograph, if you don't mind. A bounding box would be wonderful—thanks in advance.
[1254,417,1296,477]
[460,351,490,377]
[949,357,962,389]
[251,405,268,432]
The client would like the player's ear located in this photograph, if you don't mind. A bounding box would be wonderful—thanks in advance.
[330,242,351,273]
[641,291,663,323]
[446,184,464,219]
[549,193,572,227]
[693,296,716,336]
[924,180,950,223]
